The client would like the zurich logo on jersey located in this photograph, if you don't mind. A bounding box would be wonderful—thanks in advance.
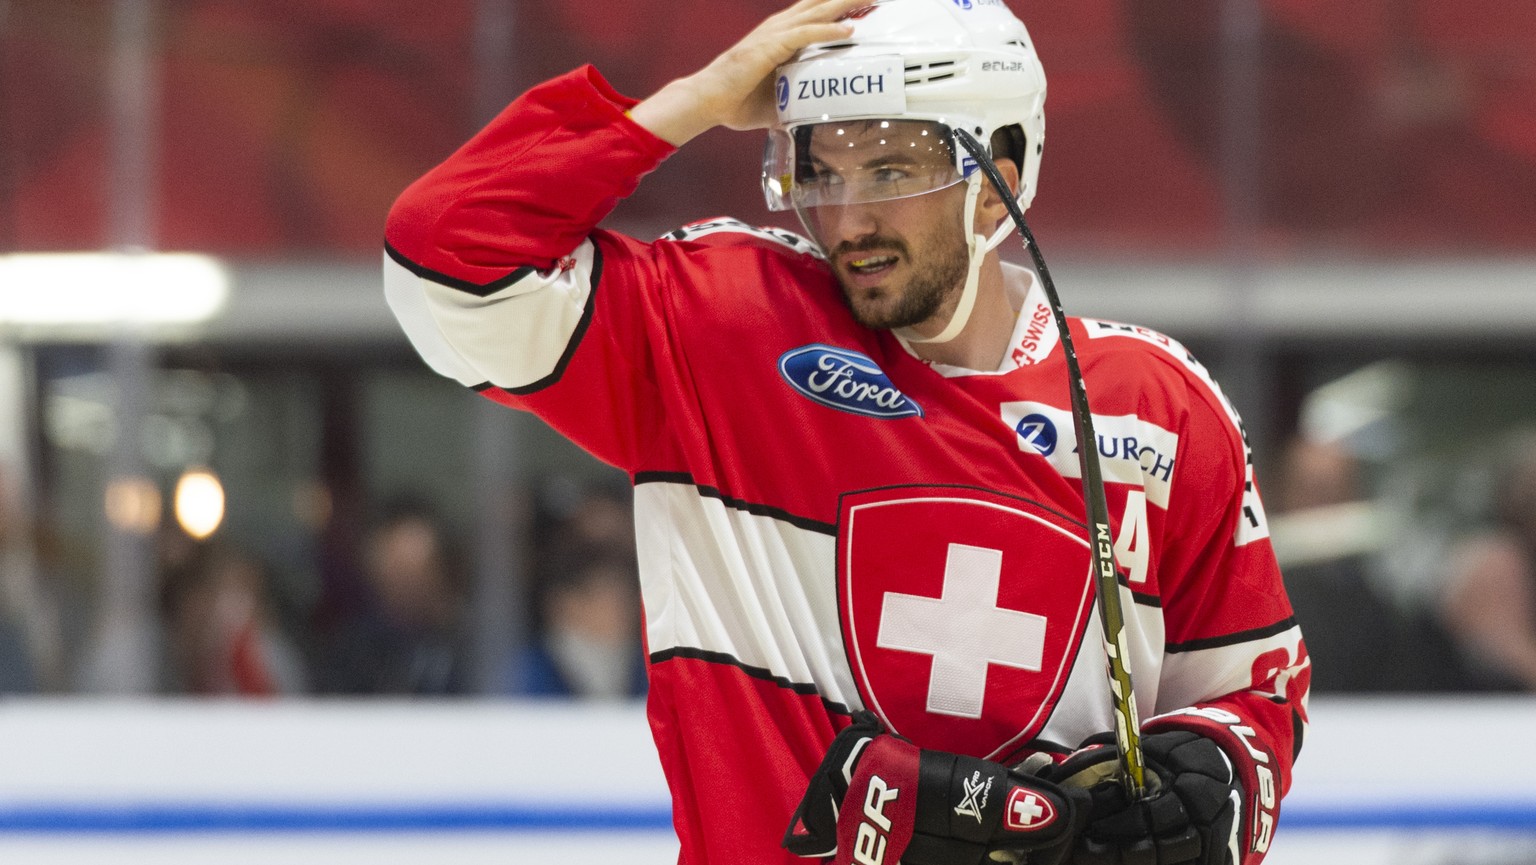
[1014,413,1057,455]
[779,344,923,419]
[776,75,790,112]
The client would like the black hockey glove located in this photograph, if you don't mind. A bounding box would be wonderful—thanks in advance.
[1043,731,1242,865]
[784,713,1090,865]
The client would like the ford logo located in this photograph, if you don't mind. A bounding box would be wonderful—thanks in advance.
[776,75,790,112]
[778,344,923,420]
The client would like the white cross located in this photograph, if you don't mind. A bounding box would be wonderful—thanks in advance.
[877,543,1047,718]
[1011,792,1046,827]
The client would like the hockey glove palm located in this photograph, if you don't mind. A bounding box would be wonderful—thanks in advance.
[1045,731,1242,865]
[784,713,1090,865]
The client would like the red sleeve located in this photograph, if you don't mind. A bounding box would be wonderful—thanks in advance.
[381,66,679,470]
[1148,365,1310,865]
[385,64,675,279]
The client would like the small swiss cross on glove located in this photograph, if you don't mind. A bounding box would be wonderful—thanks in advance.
[1042,731,1243,865]
[784,713,1089,865]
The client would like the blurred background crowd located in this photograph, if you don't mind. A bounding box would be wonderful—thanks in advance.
[1,0,1535,700]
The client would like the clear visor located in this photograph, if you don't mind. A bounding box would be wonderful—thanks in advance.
[762,119,967,212]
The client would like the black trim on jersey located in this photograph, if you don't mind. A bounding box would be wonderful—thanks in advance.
[838,482,1087,533]
[1164,616,1298,654]
[632,471,838,536]
[649,646,853,717]
[1291,706,1305,762]
[384,240,534,298]
[461,243,605,397]
[1129,586,1162,607]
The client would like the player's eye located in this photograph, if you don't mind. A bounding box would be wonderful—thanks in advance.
[804,165,842,187]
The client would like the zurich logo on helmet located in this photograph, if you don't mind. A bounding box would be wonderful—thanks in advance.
[951,0,973,8]
[1015,413,1057,455]
[779,344,923,419]
[776,75,790,112]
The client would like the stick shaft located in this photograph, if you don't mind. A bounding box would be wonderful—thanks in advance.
[954,130,1147,798]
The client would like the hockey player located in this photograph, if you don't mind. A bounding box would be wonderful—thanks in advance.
[383,1,1310,863]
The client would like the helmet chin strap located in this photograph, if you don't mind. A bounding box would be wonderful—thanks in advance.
[897,173,1016,345]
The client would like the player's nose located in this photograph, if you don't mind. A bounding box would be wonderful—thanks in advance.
[817,202,881,249]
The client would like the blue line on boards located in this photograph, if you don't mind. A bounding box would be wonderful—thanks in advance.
[1,801,1535,834]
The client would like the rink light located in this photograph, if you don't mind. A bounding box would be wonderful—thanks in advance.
[104,475,162,535]
[175,468,225,540]
[0,252,229,326]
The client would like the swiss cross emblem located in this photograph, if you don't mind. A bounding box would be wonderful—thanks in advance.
[1005,788,1057,832]
[838,486,1095,760]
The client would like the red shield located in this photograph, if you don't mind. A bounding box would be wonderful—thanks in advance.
[838,486,1094,760]
[1006,788,1058,832]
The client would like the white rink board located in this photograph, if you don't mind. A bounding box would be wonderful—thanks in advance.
[0,695,1533,865]
[0,699,678,864]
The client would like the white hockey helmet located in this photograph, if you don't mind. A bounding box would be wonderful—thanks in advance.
[762,0,1047,214]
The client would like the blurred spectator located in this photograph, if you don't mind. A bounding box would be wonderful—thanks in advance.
[538,477,636,552]
[508,544,646,699]
[1269,433,1465,692]
[504,481,646,700]
[160,544,308,696]
[313,497,471,695]
[1270,435,1363,515]
[1438,431,1536,690]
[0,466,40,693]
[0,616,37,694]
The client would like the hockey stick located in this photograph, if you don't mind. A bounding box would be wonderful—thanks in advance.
[953,128,1148,800]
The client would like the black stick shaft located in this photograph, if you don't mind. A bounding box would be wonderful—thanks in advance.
[954,130,1147,799]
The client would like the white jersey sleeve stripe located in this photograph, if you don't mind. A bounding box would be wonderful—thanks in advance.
[1163,616,1298,654]
[634,480,861,711]
[382,239,600,391]
[1153,623,1306,715]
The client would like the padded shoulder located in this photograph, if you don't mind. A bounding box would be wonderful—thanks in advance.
[662,217,824,260]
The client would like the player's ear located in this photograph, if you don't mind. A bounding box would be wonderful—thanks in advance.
[975,157,1021,232]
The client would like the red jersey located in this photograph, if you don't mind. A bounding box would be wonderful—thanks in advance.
[384,66,1310,865]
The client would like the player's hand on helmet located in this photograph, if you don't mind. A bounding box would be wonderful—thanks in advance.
[631,0,869,144]
[1042,731,1242,865]
[783,712,1089,865]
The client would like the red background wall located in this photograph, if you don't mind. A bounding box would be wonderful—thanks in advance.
[4,0,1533,258]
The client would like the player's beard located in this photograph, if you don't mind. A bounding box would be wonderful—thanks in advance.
[830,220,970,333]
